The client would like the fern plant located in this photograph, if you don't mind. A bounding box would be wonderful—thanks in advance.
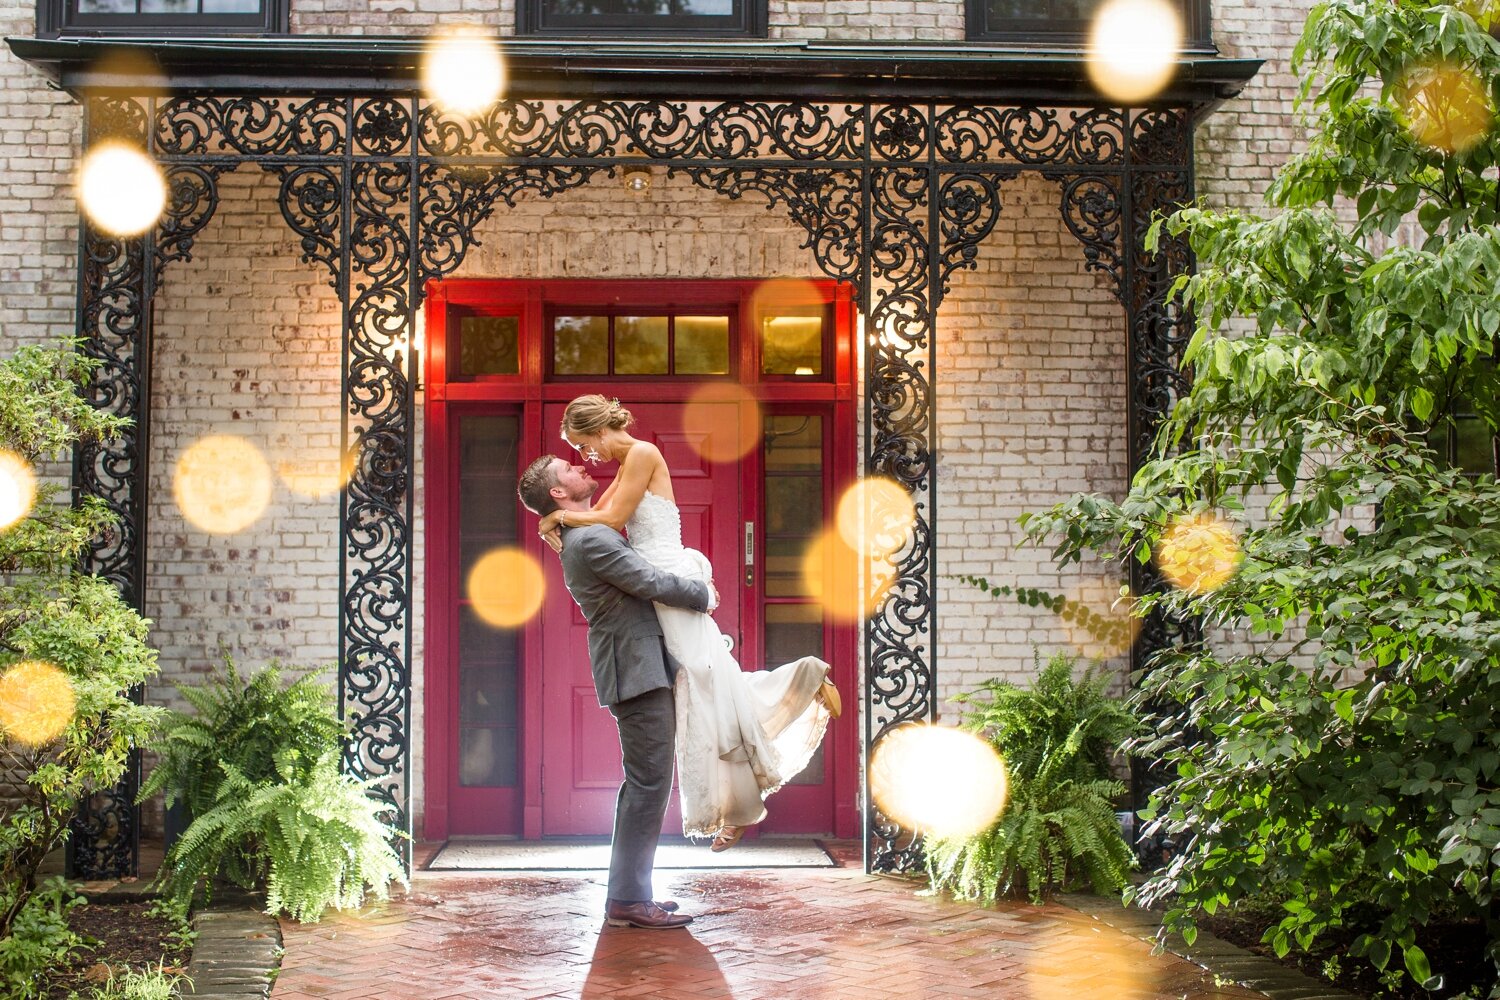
[144,657,406,922]
[160,749,407,922]
[140,654,342,819]
[926,652,1139,903]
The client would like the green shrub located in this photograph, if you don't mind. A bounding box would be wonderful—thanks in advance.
[0,342,161,947]
[926,652,1138,903]
[0,876,84,999]
[145,659,406,922]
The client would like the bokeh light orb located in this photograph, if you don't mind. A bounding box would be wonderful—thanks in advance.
[1400,63,1494,154]
[1061,578,1141,661]
[0,449,37,531]
[1156,511,1242,595]
[422,27,505,117]
[1027,924,1157,1000]
[682,382,762,463]
[467,547,545,628]
[835,477,916,559]
[0,660,77,747]
[77,142,166,237]
[277,448,357,501]
[173,434,273,535]
[1086,0,1183,104]
[801,527,895,622]
[870,724,1008,840]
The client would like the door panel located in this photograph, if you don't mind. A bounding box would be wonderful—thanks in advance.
[539,399,742,836]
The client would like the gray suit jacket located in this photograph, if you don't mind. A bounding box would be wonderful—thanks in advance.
[558,523,713,707]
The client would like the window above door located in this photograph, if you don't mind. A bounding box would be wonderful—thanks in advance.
[37,0,287,37]
[517,0,767,38]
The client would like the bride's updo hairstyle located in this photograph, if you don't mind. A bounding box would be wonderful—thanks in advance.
[561,394,633,441]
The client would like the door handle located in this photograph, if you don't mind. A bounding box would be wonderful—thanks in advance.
[743,521,754,587]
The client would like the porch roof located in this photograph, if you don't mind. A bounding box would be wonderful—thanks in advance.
[7,36,1261,112]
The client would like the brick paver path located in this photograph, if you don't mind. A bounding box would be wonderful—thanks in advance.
[271,843,1267,999]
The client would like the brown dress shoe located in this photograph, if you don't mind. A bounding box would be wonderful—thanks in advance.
[605,900,693,929]
[656,900,680,912]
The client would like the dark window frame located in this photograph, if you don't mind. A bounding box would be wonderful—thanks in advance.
[517,0,766,39]
[36,0,288,38]
[964,0,1214,51]
[1428,410,1500,479]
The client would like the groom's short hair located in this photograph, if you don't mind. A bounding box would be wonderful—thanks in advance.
[518,455,562,516]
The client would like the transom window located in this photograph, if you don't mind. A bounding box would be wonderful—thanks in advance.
[551,312,732,377]
[38,0,286,36]
[517,0,766,37]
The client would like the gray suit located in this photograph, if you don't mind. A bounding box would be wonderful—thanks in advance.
[557,523,712,903]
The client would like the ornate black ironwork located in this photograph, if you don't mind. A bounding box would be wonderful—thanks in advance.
[1124,109,1202,864]
[70,93,1195,876]
[69,97,155,878]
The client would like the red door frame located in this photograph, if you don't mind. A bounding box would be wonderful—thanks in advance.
[422,278,859,842]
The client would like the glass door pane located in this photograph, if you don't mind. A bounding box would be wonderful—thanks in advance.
[457,414,522,787]
[763,413,826,785]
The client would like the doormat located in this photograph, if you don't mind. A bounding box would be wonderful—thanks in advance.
[427,838,836,871]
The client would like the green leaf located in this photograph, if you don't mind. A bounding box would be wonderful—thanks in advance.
[1410,387,1434,423]
[1403,945,1432,986]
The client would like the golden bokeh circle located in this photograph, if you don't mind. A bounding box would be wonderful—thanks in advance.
[801,528,895,623]
[0,449,38,531]
[835,477,916,559]
[681,382,763,464]
[1060,578,1141,661]
[173,434,274,535]
[1085,0,1183,104]
[1400,63,1494,154]
[422,27,505,117]
[869,724,1009,840]
[77,142,167,238]
[0,660,77,747]
[467,547,546,629]
[277,447,358,501]
[1026,923,1157,1000]
[1156,512,1243,595]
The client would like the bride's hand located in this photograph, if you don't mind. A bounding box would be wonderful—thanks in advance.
[541,527,564,554]
[538,510,563,535]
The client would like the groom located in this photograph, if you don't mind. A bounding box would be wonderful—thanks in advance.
[517,454,715,930]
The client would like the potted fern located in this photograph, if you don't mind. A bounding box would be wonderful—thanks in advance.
[140,657,407,922]
[926,652,1139,903]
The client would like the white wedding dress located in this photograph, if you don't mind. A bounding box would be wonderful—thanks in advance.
[626,491,834,837]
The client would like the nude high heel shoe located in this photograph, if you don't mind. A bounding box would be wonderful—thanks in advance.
[817,678,842,720]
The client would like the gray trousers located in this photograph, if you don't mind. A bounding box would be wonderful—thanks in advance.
[606,684,676,902]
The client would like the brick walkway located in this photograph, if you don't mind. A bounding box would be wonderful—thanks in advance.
[270,843,1268,1000]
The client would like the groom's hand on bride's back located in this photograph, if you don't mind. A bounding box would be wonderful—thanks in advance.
[707,582,719,613]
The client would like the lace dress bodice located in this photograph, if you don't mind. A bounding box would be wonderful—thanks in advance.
[625,492,687,569]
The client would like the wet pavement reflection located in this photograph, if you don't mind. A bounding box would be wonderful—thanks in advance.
[270,841,1269,999]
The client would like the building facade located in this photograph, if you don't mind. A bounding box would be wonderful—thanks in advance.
[0,0,1305,875]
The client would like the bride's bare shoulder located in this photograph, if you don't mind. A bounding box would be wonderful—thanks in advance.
[623,439,666,468]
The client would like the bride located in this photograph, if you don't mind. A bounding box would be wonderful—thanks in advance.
[537,394,839,851]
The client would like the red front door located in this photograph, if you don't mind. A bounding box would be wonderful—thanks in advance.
[538,400,743,836]
[422,278,860,844]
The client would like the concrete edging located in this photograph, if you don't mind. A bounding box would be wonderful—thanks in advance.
[1059,894,1362,1000]
[178,900,283,999]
